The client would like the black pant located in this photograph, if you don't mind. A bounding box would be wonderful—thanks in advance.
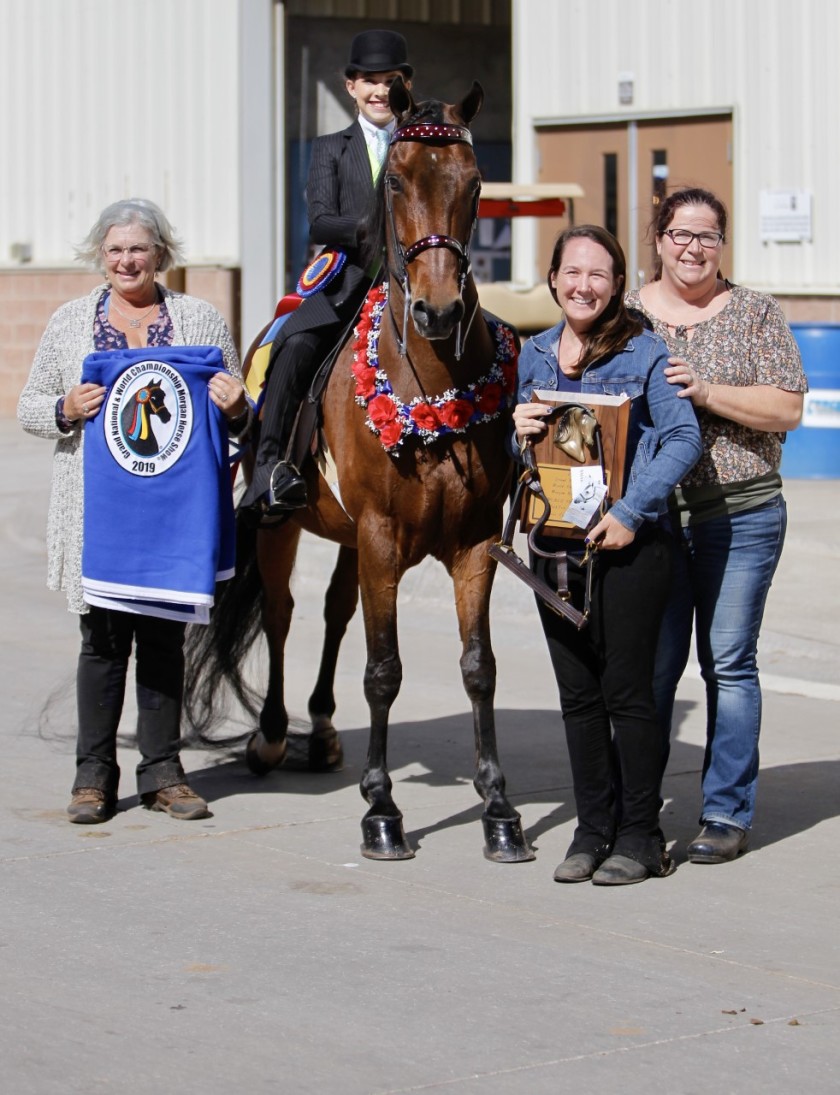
[257,329,329,467]
[247,276,372,491]
[73,606,187,798]
[534,529,673,870]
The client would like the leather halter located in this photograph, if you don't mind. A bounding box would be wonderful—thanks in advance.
[384,120,479,359]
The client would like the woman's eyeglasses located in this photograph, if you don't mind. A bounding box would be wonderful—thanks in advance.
[663,229,724,248]
[102,245,153,260]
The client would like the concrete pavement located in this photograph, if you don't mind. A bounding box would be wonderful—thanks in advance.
[1,420,838,1094]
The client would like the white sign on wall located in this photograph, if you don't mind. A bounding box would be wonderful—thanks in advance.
[760,190,812,242]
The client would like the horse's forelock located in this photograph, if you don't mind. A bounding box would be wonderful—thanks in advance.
[403,99,447,127]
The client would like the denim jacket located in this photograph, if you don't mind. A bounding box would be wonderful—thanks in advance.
[516,320,702,532]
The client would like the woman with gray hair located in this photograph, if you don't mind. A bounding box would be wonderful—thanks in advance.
[18,198,248,824]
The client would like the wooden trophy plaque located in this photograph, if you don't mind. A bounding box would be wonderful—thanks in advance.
[520,390,631,539]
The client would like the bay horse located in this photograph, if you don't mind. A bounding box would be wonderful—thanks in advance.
[189,78,532,863]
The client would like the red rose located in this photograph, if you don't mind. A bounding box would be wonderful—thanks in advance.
[475,382,503,415]
[379,420,404,448]
[500,361,517,393]
[352,358,371,379]
[355,314,372,344]
[367,394,398,430]
[355,375,376,399]
[410,402,442,432]
[352,359,376,399]
[439,398,474,430]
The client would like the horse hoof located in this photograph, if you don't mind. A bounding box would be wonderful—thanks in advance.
[244,732,287,777]
[361,816,415,860]
[482,816,535,863]
[308,721,344,772]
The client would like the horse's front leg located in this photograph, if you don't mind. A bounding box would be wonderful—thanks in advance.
[357,541,412,859]
[245,524,302,776]
[305,545,358,771]
[452,544,535,863]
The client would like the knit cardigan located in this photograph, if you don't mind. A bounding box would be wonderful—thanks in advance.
[17,284,242,613]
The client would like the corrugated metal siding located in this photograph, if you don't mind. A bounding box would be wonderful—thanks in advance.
[283,0,510,24]
[0,0,239,268]
[512,0,839,293]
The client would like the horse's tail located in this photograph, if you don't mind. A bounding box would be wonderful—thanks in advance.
[182,516,266,747]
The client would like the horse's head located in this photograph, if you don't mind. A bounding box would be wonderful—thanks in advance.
[553,405,599,463]
[382,79,484,347]
[138,379,171,423]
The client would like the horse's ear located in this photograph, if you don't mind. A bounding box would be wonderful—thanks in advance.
[455,81,484,127]
[389,75,415,122]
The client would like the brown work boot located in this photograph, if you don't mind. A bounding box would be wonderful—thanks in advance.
[142,783,210,820]
[67,788,114,824]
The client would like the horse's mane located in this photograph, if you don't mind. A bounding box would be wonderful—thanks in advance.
[358,99,451,272]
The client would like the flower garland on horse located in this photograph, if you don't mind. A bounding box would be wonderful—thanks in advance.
[352,282,518,453]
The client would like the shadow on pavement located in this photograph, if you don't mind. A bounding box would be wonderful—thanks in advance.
[27,688,839,858]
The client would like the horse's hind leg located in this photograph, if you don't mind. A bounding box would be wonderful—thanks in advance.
[452,547,534,863]
[306,545,358,771]
[245,524,302,776]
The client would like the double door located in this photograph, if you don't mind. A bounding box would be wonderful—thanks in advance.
[536,113,733,288]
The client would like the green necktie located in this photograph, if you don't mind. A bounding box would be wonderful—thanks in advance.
[370,129,390,182]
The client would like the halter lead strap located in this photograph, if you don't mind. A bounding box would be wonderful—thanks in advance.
[384,119,479,359]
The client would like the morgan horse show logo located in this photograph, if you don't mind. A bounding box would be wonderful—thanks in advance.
[104,360,193,477]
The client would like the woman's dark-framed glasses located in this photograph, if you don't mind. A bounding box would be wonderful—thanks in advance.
[664,229,724,248]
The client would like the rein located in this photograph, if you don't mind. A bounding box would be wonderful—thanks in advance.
[384,121,479,360]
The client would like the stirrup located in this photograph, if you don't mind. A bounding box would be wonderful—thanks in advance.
[268,461,307,510]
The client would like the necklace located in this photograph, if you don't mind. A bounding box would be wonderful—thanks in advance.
[109,292,159,328]
[666,319,701,342]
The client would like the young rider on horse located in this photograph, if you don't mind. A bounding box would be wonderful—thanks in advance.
[241,29,413,523]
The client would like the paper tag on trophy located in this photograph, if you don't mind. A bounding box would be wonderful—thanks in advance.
[562,466,608,529]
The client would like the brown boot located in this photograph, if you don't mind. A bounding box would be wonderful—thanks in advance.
[67,788,114,824]
[142,783,210,820]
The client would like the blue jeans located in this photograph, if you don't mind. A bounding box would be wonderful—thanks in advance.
[654,496,787,831]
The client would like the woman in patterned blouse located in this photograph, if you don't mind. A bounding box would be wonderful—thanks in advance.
[625,187,807,865]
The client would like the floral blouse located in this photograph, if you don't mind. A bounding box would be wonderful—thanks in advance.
[94,292,174,351]
[626,285,807,488]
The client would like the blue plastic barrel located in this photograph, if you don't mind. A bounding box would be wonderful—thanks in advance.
[781,323,840,479]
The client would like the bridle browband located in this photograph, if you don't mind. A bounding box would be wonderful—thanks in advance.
[384,120,480,360]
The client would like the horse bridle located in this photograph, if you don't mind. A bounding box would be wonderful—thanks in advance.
[384,122,480,360]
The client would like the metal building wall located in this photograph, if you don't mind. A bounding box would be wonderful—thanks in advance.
[511,0,838,296]
[0,0,240,268]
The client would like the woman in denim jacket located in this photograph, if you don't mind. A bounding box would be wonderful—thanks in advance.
[514,226,701,885]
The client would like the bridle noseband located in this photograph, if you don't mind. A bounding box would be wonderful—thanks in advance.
[384,121,480,360]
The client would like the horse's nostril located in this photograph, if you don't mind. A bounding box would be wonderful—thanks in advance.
[411,299,464,335]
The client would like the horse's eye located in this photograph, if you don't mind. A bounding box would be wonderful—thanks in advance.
[386,174,403,193]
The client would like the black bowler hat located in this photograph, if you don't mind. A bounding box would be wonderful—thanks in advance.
[344,29,413,79]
